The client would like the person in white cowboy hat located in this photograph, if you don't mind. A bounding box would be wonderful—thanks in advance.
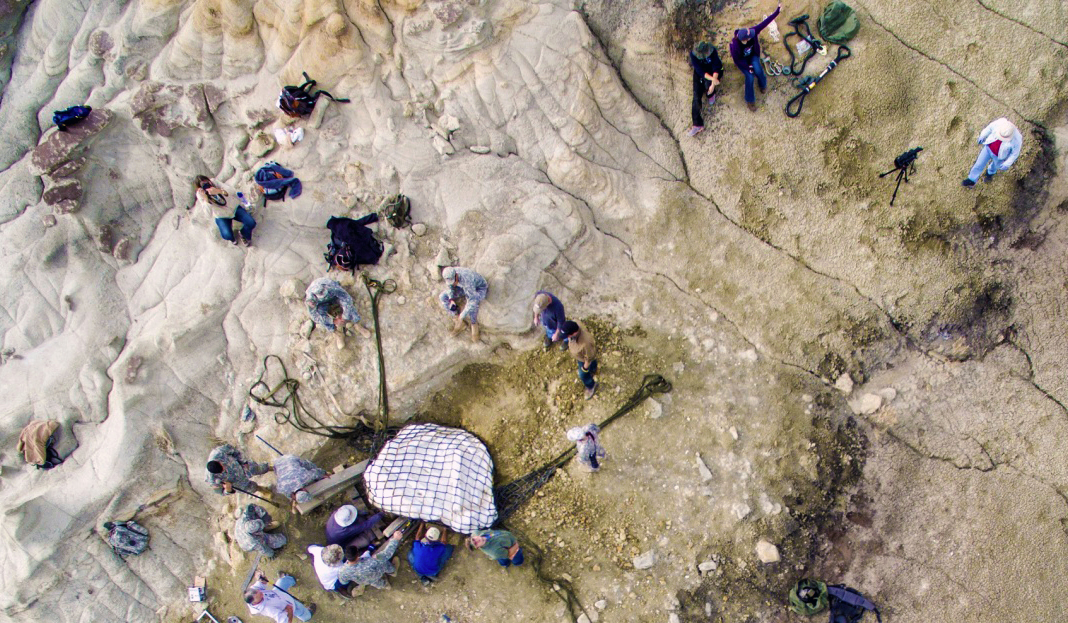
[962,117,1023,187]
[324,504,384,550]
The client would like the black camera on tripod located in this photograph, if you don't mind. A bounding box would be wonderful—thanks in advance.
[879,147,923,206]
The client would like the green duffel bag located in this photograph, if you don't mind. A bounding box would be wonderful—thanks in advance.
[818,1,860,43]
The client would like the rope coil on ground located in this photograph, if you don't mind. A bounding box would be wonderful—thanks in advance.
[248,354,372,439]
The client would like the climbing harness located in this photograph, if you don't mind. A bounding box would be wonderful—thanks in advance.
[494,374,671,623]
[762,55,785,77]
[783,14,824,76]
[360,273,398,454]
[785,45,851,118]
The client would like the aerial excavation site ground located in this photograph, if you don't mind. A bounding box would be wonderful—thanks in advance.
[0,1,1066,622]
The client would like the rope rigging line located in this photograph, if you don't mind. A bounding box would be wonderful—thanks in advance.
[785,44,851,118]
[494,374,672,521]
[248,354,372,439]
[782,14,823,76]
[494,374,671,623]
[247,273,396,442]
[361,273,397,454]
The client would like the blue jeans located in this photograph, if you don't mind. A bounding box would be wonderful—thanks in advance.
[577,359,598,389]
[273,575,313,621]
[967,147,1004,182]
[497,548,524,567]
[215,206,256,242]
[742,56,766,103]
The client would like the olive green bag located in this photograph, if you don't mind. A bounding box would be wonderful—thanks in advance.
[818,1,860,44]
[789,578,830,615]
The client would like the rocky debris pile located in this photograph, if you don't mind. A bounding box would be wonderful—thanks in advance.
[30,109,113,215]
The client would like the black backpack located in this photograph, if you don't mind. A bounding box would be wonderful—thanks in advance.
[53,106,92,131]
[827,585,881,623]
[278,72,350,118]
[382,194,412,228]
[324,214,383,273]
[104,521,150,558]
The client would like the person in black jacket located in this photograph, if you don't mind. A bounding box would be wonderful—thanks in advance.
[688,41,723,137]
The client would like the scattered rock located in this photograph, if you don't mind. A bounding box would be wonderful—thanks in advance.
[728,426,739,441]
[755,539,780,563]
[647,399,663,419]
[878,387,898,403]
[738,348,758,362]
[411,223,428,236]
[731,502,751,520]
[595,600,607,610]
[849,393,883,415]
[577,614,591,623]
[632,550,657,570]
[435,247,452,268]
[694,453,713,482]
[396,296,407,305]
[469,145,491,154]
[125,356,143,383]
[697,560,717,573]
[835,373,854,394]
[669,614,680,623]
[300,320,315,339]
[41,214,57,227]
[279,278,305,300]
[250,131,276,157]
[112,237,131,260]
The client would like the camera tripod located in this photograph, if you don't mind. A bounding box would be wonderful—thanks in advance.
[879,147,923,206]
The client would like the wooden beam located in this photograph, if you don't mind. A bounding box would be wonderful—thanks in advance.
[295,460,368,515]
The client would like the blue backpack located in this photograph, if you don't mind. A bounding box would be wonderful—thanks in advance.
[53,106,92,132]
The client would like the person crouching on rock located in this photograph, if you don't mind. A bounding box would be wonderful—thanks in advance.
[305,277,372,350]
[235,503,287,558]
[687,41,723,137]
[193,175,256,247]
[440,266,488,343]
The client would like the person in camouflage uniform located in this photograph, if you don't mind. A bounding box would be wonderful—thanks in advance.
[235,504,287,558]
[206,444,273,496]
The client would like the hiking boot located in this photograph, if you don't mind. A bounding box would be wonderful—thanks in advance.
[230,239,240,246]
[307,604,317,616]
[471,324,481,343]
[759,83,766,94]
[686,126,705,137]
[746,101,758,112]
[240,236,252,247]
[984,172,995,183]
[585,383,597,400]
[419,575,434,587]
[335,332,346,350]
[559,340,568,351]
[961,178,976,187]
[543,335,553,352]
[264,521,281,531]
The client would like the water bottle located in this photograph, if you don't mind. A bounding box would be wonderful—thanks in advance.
[237,192,252,208]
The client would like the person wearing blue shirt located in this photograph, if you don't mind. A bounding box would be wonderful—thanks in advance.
[407,526,454,585]
[532,291,567,352]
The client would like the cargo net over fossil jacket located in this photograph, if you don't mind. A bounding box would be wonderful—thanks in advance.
[364,423,498,533]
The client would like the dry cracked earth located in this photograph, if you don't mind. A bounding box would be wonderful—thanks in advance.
[0,1,1066,622]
